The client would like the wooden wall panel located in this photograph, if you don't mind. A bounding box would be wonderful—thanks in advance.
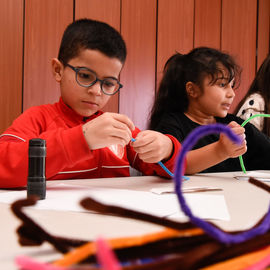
[0,0,267,134]
[75,0,121,113]
[0,0,23,133]
[120,0,156,129]
[194,0,221,49]
[23,0,73,111]
[257,0,270,69]
[157,0,194,87]
[75,0,120,28]
[221,0,257,113]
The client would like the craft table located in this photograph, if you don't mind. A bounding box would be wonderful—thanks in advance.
[0,172,269,269]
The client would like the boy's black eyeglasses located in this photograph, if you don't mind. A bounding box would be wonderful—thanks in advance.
[66,63,123,96]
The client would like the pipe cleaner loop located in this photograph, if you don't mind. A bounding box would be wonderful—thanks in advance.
[239,113,270,173]
[174,123,270,244]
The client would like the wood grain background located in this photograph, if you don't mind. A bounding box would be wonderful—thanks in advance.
[0,0,269,132]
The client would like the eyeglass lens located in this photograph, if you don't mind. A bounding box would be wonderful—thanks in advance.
[76,68,119,94]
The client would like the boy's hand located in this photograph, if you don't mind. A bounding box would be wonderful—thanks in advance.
[82,112,135,150]
[218,121,247,158]
[131,130,173,163]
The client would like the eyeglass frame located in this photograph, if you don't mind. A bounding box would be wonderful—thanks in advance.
[65,63,123,96]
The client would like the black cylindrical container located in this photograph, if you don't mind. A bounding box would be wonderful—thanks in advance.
[27,138,46,200]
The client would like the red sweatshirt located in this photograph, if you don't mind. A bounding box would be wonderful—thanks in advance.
[0,98,182,188]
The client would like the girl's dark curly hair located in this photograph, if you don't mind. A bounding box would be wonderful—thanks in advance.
[149,47,241,130]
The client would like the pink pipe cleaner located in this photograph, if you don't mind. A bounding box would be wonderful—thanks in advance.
[244,252,270,270]
[96,237,121,270]
[15,255,65,270]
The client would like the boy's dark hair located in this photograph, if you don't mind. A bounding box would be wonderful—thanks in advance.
[58,18,127,65]
[149,47,241,130]
[234,54,270,135]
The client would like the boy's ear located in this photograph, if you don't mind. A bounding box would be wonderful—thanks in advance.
[185,82,199,98]
[51,58,64,82]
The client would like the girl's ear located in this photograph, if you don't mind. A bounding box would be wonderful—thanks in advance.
[185,82,199,98]
[51,58,64,82]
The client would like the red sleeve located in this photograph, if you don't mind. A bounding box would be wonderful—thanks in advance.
[126,129,185,178]
[0,108,92,188]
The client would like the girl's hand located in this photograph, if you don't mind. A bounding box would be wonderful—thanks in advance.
[82,112,135,150]
[131,130,173,163]
[218,121,247,158]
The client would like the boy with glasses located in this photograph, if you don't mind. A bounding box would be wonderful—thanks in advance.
[0,19,180,188]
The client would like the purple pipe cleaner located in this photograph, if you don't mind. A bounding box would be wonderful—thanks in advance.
[174,123,270,244]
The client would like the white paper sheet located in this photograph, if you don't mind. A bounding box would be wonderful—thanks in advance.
[151,186,223,195]
[234,171,270,182]
[0,183,230,221]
